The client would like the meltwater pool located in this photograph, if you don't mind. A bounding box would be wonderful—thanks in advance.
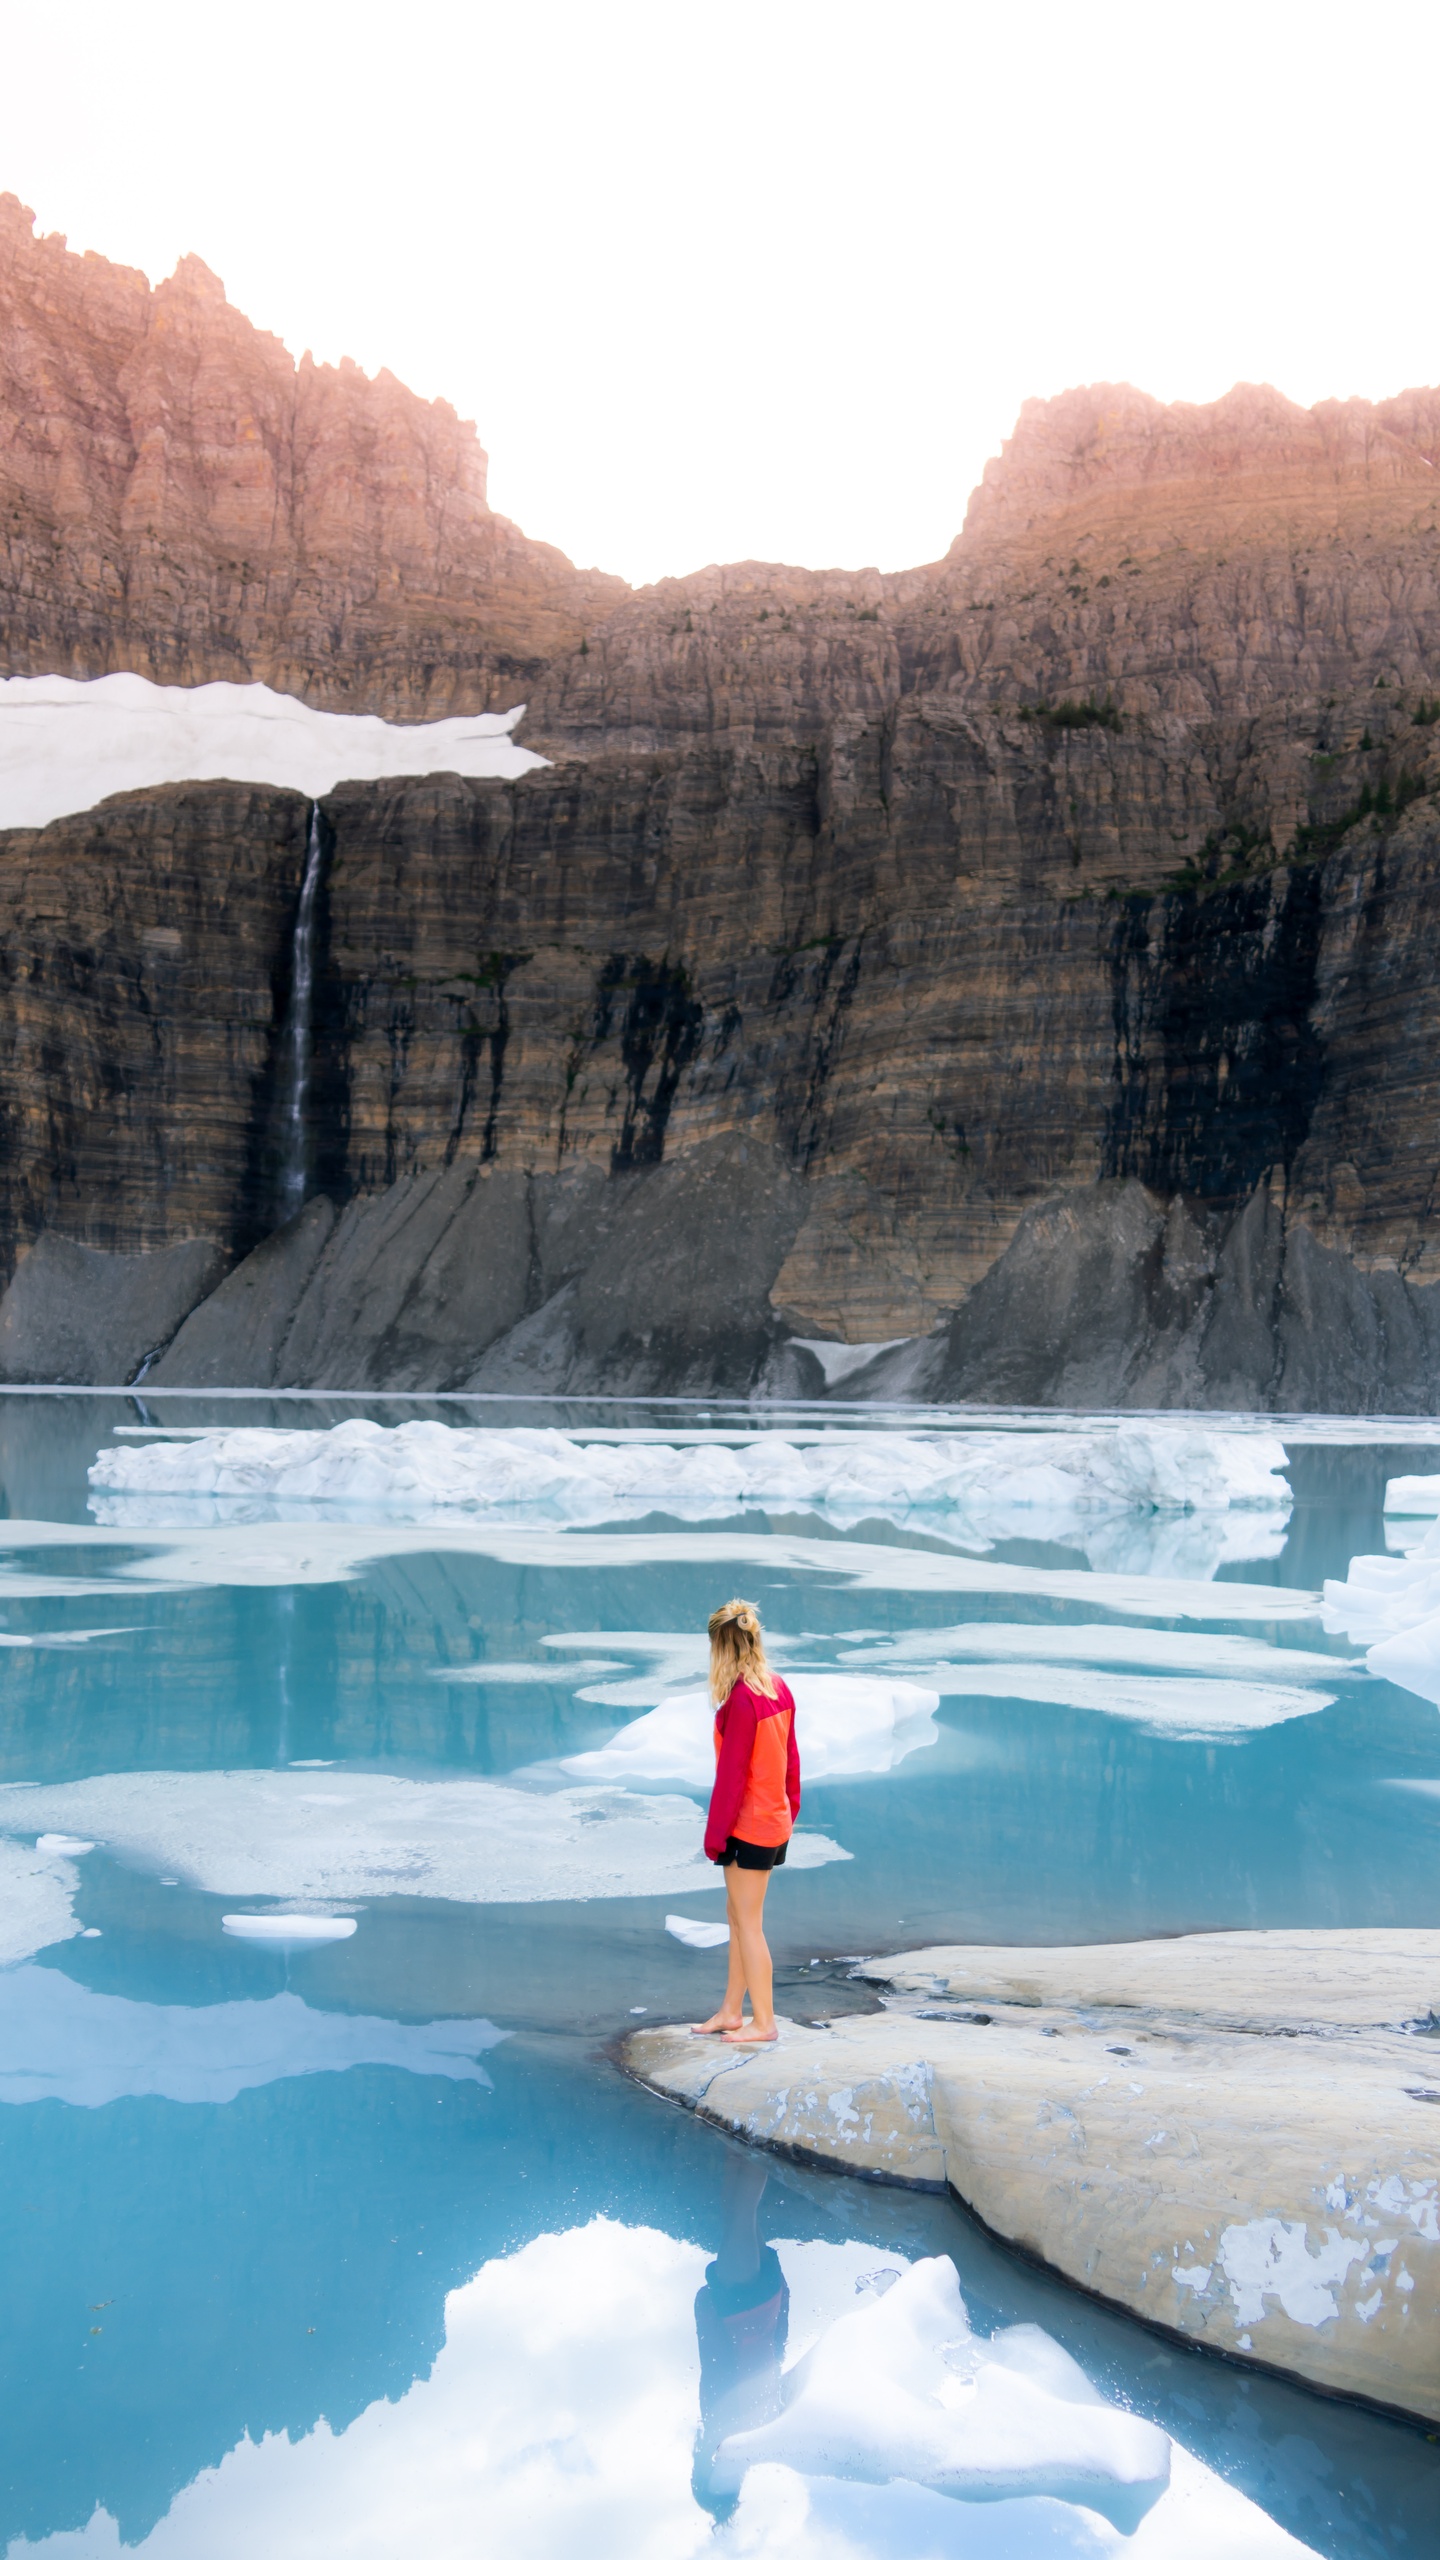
[0,1392,1435,2559]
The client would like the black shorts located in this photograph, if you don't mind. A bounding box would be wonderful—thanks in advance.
[717,1835,788,1870]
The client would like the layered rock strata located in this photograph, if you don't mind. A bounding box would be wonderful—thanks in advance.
[2,683,1440,1398]
[11,205,1440,1395]
[0,196,621,716]
[623,1930,1440,2422]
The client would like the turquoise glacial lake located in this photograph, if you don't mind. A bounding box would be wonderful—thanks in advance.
[0,1392,1435,2559]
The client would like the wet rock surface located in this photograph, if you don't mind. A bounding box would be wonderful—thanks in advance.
[624,1929,1440,2422]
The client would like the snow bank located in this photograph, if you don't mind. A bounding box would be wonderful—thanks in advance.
[709,2254,1169,2531]
[0,673,545,830]
[559,1674,939,1787]
[0,1770,849,1907]
[0,1965,503,2106]
[89,1416,1292,1531]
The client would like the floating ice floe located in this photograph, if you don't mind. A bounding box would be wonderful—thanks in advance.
[14,2218,1311,2560]
[1382,1475,1440,1515]
[559,1675,940,1787]
[87,1416,1292,1536]
[666,1914,732,1949]
[0,1965,503,2107]
[0,1833,89,1965]
[0,1771,848,1921]
[708,2255,1169,2531]
[222,1913,357,1944]
[0,1514,1323,1621]
[0,673,545,831]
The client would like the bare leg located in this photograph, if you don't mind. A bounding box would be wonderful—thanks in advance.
[723,1865,776,2040]
[691,1865,747,2032]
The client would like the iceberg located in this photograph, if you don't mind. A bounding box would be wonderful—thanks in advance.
[88,1416,1292,1534]
[0,672,545,830]
[559,1675,940,1787]
[707,2254,1169,2531]
[1322,1489,1440,1704]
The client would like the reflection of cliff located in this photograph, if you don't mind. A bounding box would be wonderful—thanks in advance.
[9,202,1440,1403]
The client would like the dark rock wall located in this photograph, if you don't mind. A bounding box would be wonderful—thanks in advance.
[3,684,1440,1401]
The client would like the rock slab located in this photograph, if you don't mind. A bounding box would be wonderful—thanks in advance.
[623,1929,1440,2422]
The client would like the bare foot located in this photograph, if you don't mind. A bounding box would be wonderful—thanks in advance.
[722,2024,779,2044]
[690,2011,744,2036]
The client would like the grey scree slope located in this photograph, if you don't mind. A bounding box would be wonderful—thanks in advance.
[624,1928,1440,2422]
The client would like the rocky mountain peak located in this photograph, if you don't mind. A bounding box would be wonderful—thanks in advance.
[957,377,1440,553]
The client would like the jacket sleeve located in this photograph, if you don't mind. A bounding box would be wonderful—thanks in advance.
[704,1689,758,1860]
[786,1698,801,1824]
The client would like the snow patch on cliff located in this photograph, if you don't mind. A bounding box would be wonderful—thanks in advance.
[0,673,545,829]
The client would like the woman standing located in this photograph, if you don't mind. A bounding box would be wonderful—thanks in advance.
[692,1599,799,2046]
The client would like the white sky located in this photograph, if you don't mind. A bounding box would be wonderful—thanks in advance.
[2,0,1437,588]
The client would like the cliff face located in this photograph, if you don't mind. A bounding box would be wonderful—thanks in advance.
[0,196,622,716]
[7,212,1440,1405]
[3,688,1440,1405]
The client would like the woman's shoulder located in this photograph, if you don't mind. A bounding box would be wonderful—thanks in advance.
[731,1672,792,1711]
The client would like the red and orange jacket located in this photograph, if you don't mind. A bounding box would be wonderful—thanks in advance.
[704,1675,800,1860]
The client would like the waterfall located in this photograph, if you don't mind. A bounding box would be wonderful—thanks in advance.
[276,802,325,1220]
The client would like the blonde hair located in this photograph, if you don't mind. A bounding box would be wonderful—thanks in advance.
[708,1598,778,1704]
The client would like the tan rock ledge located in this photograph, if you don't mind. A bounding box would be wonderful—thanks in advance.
[622,1929,1440,2423]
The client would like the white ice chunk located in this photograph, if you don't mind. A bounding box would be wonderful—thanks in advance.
[665,1913,731,1949]
[0,673,545,831]
[708,2255,1169,2531]
[1323,1510,1440,1702]
[0,1964,502,2106]
[559,1675,939,1787]
[34,1832,96,1856]
[87,1416,1292,1533]
[0,1770,850,1907]
[221,1914,357,1943]
[1383,1474,1440,1514]
[720,2445,1320,2557]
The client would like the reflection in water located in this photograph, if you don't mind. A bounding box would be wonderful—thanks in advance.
[692,2151,789,2517]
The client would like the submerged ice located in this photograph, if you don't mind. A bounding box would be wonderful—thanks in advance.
[0,1966,504,2106]
[0,1770,849,1931]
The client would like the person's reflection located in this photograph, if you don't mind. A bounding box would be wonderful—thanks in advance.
[692,2147,790,2518]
